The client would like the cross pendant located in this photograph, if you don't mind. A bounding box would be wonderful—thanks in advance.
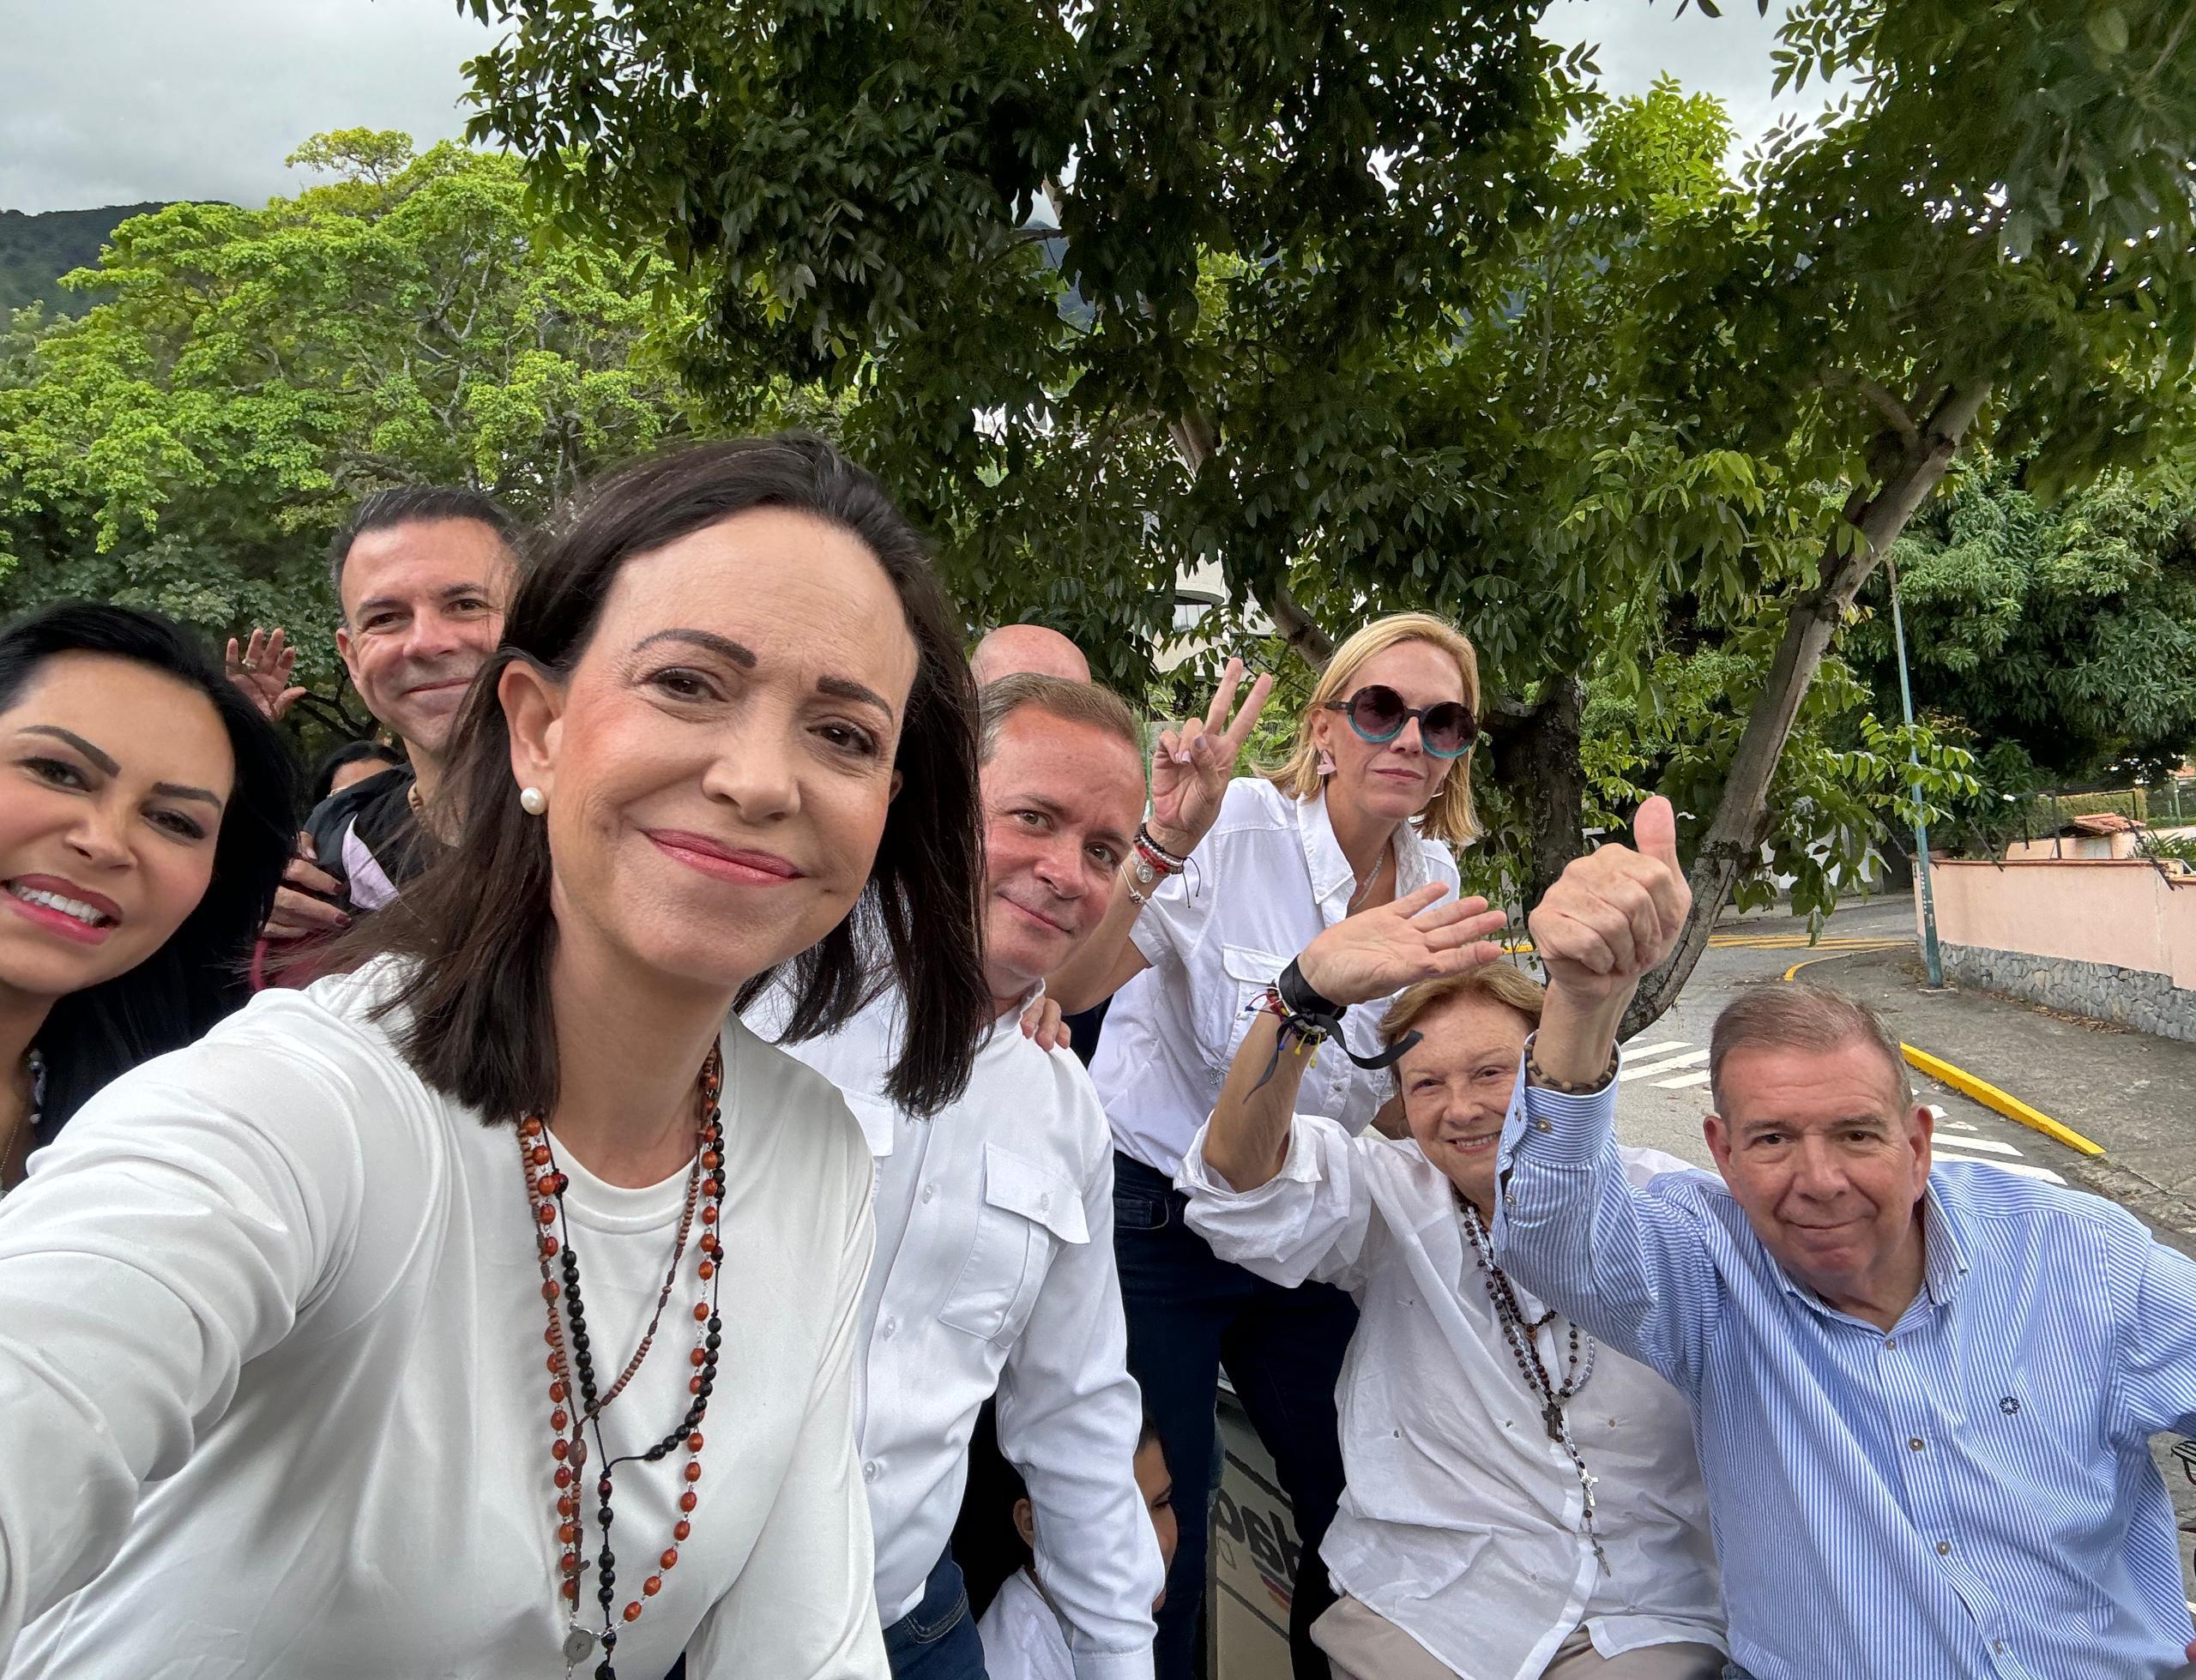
[1542,1400,1565,1442]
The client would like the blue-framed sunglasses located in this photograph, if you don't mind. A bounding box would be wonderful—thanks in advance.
[1324,684,1478,757]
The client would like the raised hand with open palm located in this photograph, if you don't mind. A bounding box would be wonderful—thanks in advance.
[1295,882,1511,1009]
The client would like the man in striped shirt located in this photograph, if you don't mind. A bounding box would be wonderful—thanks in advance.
[1491,798,2196,1680]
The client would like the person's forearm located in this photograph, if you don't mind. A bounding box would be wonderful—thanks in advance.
[1046,859,1150,1014]
[1529,981,1632,1088]
[1202,1013,1312,1191]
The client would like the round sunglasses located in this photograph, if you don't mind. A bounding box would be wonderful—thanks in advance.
[1324,683,1478,757]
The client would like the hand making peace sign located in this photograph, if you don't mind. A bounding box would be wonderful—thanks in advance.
[1146,657,1276,858]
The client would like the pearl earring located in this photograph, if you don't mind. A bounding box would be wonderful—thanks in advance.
[1316,748,1337,778]
[518,786,547,816]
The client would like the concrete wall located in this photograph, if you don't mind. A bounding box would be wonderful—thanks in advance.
[1926,858,2196,1039]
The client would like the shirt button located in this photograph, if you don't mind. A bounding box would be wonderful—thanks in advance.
[1909,1437,1925,1452]
[1532,1118,1551,1133]
[1038,1193,1052,1213]
[863,1460,880,1484]
[920,1183,936,1204]
[1994,1641,2006,1655]
[1884,1336,1897,1349]
[1936,1541,1952,1556]
[881,1317,898,1339]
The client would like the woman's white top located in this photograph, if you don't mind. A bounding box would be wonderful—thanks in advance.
[0,964,886,1679]
[1179,1112,1727,1680]
[1087,779,1462,1177]
[978,1567,1077,1680]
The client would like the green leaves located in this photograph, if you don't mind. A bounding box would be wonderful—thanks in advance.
[0,133,711,738]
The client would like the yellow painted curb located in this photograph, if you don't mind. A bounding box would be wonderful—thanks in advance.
[1897,1045,2105,1159]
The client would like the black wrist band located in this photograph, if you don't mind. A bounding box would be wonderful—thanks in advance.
[1250,960,1421,1091]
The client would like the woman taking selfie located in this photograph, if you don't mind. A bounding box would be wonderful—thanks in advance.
[0,437,990,1680]
[1050,611,1482,1680]
[0,603,296,1191]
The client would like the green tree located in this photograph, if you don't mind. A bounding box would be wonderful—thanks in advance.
[0,130,705,726]
[1618,0,2196,1027]
[1852,461,2196,799]
[459,2,2196,1029]
[456,0,1591,694]
[461,9,1809,906]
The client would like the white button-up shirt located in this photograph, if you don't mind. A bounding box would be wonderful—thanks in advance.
[1177,1111,1727,1680]
[759,988,1162,1680]
[1088,779,1461,1176]
[978,1567,1076,1680]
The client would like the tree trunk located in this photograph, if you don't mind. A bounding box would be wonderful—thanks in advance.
[1487,676,1587,915]
[1620,380,1992,1037]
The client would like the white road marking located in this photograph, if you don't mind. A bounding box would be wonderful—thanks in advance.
[1655,1070,1714,1090]
[1621,1040,1690,1058]
[1928,1135,2024,1158]
[1620,1049,1709,1082]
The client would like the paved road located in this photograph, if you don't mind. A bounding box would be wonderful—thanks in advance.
[1604,897,2072,1185]
[1578,893,2196,1611]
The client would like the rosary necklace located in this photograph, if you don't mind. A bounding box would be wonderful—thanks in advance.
[1459,1195,1610,1575]
[522,1045,727,1678]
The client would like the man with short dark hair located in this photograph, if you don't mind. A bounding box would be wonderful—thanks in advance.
[262,487,521,949]
[753,673,1164,1680]
[1491,804,2196,1680]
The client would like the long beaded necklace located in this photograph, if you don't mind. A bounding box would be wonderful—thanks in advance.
[522,1045,727,1679]
[1457,1195,1610,1575]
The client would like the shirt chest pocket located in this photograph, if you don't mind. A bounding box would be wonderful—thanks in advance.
[938,1142,1089,1346]
[1216,942,1353,1114]
[1215,943,1291,1069]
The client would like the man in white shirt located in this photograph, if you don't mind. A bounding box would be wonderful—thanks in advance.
[1176,886,1727,1679]
[764,673,1165,1680]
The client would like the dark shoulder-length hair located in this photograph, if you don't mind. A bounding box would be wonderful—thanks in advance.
[0,602,299,1128]
[359,435,990,1121]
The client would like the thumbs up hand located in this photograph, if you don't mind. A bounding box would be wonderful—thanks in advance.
[1527,797,1692,1006]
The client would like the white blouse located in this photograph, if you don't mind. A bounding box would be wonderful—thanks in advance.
[1088,779,1461,1177]
[0,964,886,1679]
[1179,1111,1726,1680]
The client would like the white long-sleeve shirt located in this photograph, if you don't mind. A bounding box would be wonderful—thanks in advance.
[1178,1111,1726,1680]
[1088,779,1461,1177]
[763,988,1163,1680]
[979,1567,1076,1680]
[0,965,887,1680]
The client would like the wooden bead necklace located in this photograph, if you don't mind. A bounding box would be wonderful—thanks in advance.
[523,1045,727,1679]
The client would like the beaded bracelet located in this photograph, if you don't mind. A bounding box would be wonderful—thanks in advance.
[1523,1044,1620,1094]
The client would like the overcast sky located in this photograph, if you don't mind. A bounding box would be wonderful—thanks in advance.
[0,0,1828,215]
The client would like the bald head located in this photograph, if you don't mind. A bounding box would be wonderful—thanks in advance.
[969,623,1091,688]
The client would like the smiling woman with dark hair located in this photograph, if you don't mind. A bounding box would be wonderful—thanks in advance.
[0,436,990,1680]
[0,602,298,1189]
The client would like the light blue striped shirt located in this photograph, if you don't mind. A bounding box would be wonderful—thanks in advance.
[1493,1066,2196,1680]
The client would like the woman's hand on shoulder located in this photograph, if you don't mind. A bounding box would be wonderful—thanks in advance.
[1147,656,1275,858]
[1294,883,1509,1007]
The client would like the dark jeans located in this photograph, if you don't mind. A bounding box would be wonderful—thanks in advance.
[1113,1153,1354,1680]
[884,1551,986,1680]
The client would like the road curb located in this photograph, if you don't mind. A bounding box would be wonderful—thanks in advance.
[1897,1045,2107,1159]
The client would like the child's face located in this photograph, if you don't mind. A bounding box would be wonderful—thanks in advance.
[1135,1439,1178,1610]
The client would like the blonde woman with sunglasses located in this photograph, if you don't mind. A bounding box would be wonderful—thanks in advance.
[1047,611,1487,1680]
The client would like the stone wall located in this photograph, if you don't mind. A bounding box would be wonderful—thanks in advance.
[1940,942,2196,1044]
